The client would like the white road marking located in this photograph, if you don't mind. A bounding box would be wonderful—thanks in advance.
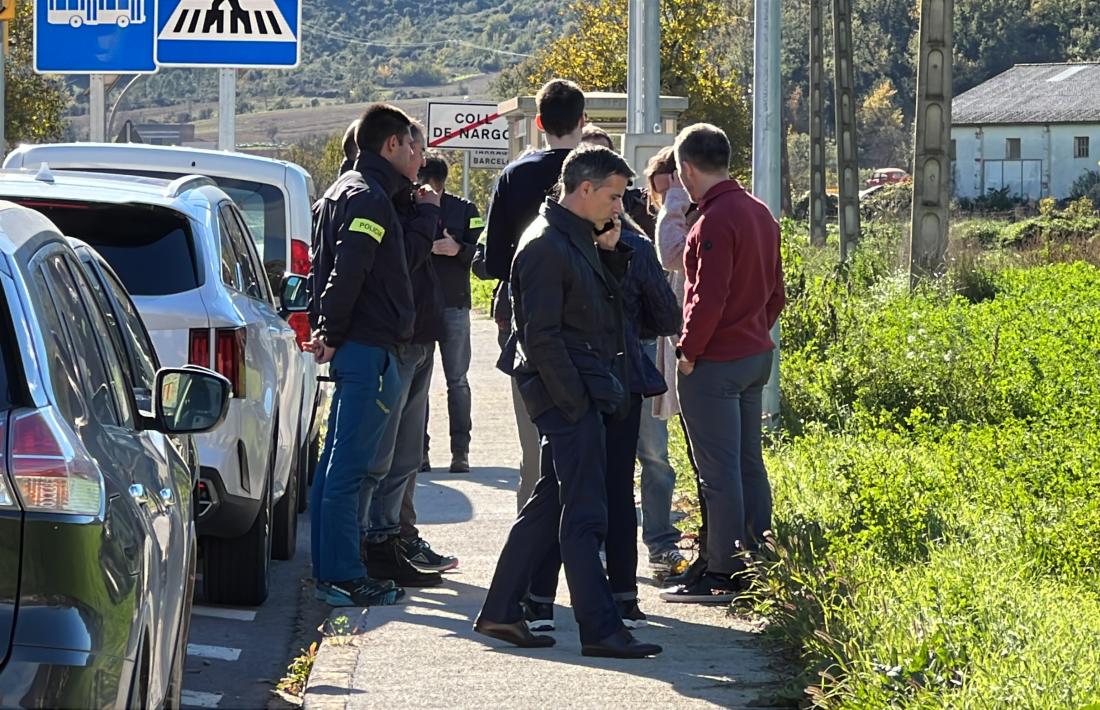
[181,690,222,708]
[186,644,242,662]
[192,605,257,622]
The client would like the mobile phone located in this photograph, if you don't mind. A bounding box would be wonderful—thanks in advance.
[595,220,615,235]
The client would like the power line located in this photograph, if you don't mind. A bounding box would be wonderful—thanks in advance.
[302,22,534,58]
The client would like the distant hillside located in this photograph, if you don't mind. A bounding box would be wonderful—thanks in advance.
[107,0,563,113]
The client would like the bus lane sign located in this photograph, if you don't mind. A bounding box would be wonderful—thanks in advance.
[35,0,157,73]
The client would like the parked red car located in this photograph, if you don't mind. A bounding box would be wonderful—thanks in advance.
[866,168,910,187]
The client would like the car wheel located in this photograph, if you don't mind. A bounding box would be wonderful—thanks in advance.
[202,449,272,606]
[164,541,196,709]
[272,425,299,561]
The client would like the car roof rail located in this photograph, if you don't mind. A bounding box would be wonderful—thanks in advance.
[164,174,218,198]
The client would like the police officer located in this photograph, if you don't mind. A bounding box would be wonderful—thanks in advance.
[419,153,483,474]
[307,103,417,607]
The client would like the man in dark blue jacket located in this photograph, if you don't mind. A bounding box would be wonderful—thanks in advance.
[307,104,417,608]
[482,78,586,510]
[475,145,662,659]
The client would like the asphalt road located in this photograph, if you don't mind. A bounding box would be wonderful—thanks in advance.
[181,511,325,710]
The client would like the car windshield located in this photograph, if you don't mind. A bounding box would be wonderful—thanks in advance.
[15,201,200,296]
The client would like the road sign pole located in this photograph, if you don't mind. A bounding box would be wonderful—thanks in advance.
[0,22,6,158]
[462,150,470,201]
[89,75,106,142]
[218,68,236,151]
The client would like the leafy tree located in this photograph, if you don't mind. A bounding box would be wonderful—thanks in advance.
[859,79,909,169]
[6,1,69,148]
[502,0,752,173]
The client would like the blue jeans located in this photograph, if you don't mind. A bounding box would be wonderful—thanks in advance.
[437,306,472,454]
[309,343,401,583]
[359,343,434,545]
[636,342,681,557]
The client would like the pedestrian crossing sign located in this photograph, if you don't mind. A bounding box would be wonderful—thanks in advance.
[155,0,299,67]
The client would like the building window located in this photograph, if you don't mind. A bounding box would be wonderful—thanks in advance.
[1075,136,1090,159]
[1005,138,1021,160]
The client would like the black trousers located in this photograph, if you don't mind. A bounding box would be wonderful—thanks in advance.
[529,395,644,602]
[479,405,624,644]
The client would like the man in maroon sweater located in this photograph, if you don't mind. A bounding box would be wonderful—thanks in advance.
[660,123,785,604]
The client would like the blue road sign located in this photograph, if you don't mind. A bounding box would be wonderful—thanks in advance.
[155,0,300,68]
[34,0,157,74]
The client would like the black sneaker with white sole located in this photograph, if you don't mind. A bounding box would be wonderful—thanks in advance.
[400,536,459,572]
[616,599,648,629]
[522,598,555,631]
[659,573,744,604]
[323,577,403,607]
[664,554,707,587]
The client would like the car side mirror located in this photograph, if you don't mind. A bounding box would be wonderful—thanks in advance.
[151,367,232,435]
[279,274,309,314]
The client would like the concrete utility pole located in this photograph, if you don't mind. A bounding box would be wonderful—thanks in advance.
[909,0,954,286]
[832,0,860,261]
[624,0,665,173]
[754,0,782,428]
[218,68,236,150]
[807,0,827,246]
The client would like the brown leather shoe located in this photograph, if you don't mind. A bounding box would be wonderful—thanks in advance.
[581,628,662,658]
[473,616,555,648]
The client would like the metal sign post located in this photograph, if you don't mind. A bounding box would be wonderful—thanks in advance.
[89,75,106,142]
[462,151,470,201]
[218,67,235,150]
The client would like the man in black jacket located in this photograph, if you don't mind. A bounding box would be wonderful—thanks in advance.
[418,154,483,474]
[482,78,585,511]
[474,145,662,659]
[358,120,458,588]
[307,104,417,608]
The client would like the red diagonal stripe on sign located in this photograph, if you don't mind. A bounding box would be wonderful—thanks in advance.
[428,111,502,148]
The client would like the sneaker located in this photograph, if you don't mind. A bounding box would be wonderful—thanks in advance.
[616,599,648,629]
[665,555,707,588]
[449,452,470,473]
[649,549,690,578]
[323,577,402,607]
[365,536,444,587]
[523,598,555,631]
[400,536,459,572]
[659,573,744,604]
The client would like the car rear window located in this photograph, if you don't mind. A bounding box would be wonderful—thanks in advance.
[16,201,200,296]
[80,168,287,288]
[0,287,19,410]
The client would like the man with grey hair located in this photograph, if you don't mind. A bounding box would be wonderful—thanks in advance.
[661,123,785,604]
[475,145,662,659]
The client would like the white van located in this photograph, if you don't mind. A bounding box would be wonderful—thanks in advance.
[4,143,327,519]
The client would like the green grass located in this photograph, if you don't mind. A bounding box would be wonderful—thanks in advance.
[471,273,494,317]
[669,214,1100,708]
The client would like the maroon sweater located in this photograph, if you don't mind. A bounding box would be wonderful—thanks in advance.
[677,180,785,362]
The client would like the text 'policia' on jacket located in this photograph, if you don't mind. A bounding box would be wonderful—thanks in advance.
[309,151,415,350]
[499,199,633,425]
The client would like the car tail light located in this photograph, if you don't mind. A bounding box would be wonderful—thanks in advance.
[290,238,311,276]
[189,328,211,368]
[8,408,103,515]
[0,413,17,509]
[289,239,313,349]
[215,327,246,398]
[288,314,311,350]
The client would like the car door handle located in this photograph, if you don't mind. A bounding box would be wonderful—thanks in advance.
[159,488,175,507]
[129,484,151,506]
